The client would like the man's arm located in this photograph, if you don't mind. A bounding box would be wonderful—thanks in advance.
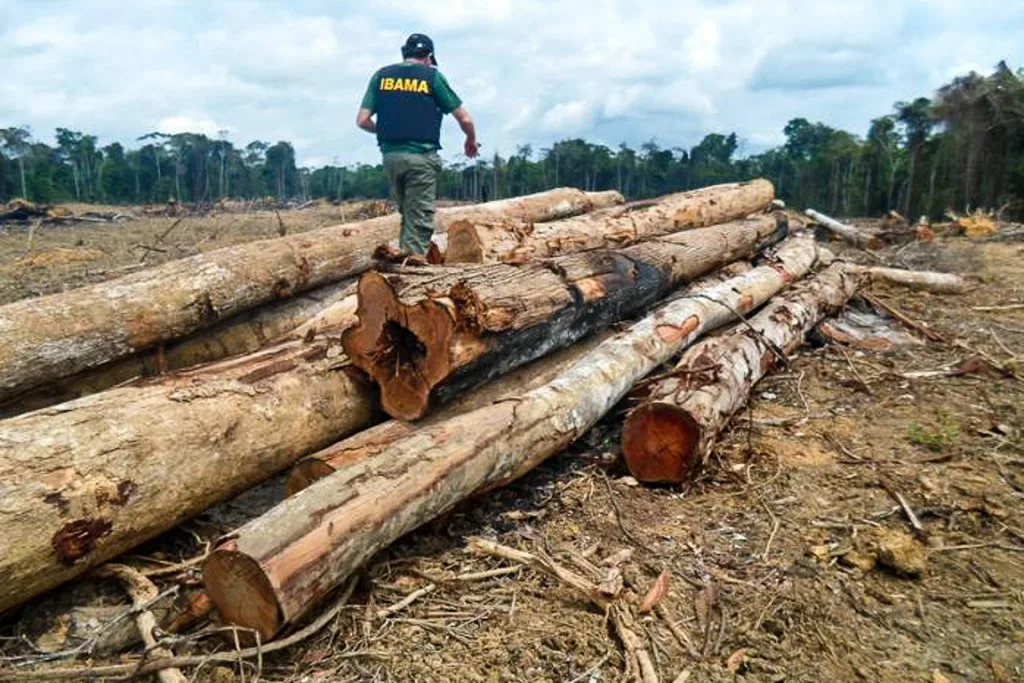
[356,71,378,134]
[356,108,376,134]
[452,106,479,158]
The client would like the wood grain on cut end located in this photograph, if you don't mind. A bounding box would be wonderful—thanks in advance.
[445,219,486,263]
[622,402,702,485]
[343,271,458,420]
[203,548,282,643]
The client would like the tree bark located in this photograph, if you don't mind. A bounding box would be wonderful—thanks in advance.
[0,279,356,419]
[806,209,882,250]
[284,264,757,494]
[0,331,378,615]
[202,238,825,642]
[342,215,787,420]
[0,188,620,402]
[446,180,774,264]
[620,263,863,484]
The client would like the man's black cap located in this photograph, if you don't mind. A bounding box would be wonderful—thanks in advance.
[402,33,437,66]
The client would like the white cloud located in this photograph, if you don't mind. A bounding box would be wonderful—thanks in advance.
[0,0,1021,165]
[157,116,232,137]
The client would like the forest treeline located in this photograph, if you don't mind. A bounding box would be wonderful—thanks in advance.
[1,62,1022,218]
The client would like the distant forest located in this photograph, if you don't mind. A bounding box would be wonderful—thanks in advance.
[2,62,1022,219]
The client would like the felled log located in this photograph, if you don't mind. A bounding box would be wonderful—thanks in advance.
[854,265,967,294]
[202,238,824,641]
[0,188,619,403]
[0,280,356,419]
[285,263,756,494]
[806,209,882,250]
[446,179,774,263]
[0,332,377,615]
[287,336,606,495]
[621,263,863,485]
[342,214,787,420]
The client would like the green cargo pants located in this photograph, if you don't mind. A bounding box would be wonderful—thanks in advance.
[383,151,441,255]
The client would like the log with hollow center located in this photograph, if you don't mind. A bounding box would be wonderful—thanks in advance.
[445,179,775,264]
[0,189,621,403]
[620,262,863,485]
[342,214,788,420]
[202,238,825,641]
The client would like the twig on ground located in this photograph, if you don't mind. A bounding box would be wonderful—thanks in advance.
[377,584,437,619]
[567,653,612,683]
[761,501,780,560]
[863,293,945,342]
[468,539,659,683]
[833,346,874,395]
[972,303,1024,312]
[0,577,372,681]
[93,564,187,683]
[603,473,643,546]
[653,604,701,660]
[879,476,928,542]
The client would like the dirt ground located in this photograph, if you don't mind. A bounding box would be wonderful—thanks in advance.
[0,213,1021,682]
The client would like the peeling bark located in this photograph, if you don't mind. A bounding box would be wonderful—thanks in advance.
[202,238,824,641]
[446,180,774,263]
[342,215,787,420]
[0,189,619,402]
[0,332,378,614]
[0,280,356,418]
[621,263,863,484]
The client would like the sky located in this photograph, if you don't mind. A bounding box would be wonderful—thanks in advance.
[1,0,1022,167]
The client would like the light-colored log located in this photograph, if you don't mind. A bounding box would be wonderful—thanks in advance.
[0,280,356,418]
[0,189,619,402]
[806,208,882,250]
[0,331,377,615]
[621,263,863,484]
[202,238,824,641]
[446,180,774,263]
[855,265,967,294]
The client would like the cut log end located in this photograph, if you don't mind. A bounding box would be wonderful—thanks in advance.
[621,402,702,484]
[203,548,282,643]
[284,458,337,497]
[445,219,486,264]
[342,271,455,420]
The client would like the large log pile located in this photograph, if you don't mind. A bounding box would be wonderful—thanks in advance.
[342,215,786,420]
[0,178,968,669]
[0,189,621,403]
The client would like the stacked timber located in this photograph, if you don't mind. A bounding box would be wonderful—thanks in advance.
[0,188,622,404]
[0,178,967,643]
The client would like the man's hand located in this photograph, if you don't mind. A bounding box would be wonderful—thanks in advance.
[452,106,479,158]
[356,108,376,134]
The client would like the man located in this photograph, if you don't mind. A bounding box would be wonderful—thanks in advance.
[357,33,479,257]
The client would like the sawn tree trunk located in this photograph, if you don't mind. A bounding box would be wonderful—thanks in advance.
[620,263,865,484]
[342,215,787,420]
[0,189,620,402]
[202,238,826,642]
[446,179,774,263]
